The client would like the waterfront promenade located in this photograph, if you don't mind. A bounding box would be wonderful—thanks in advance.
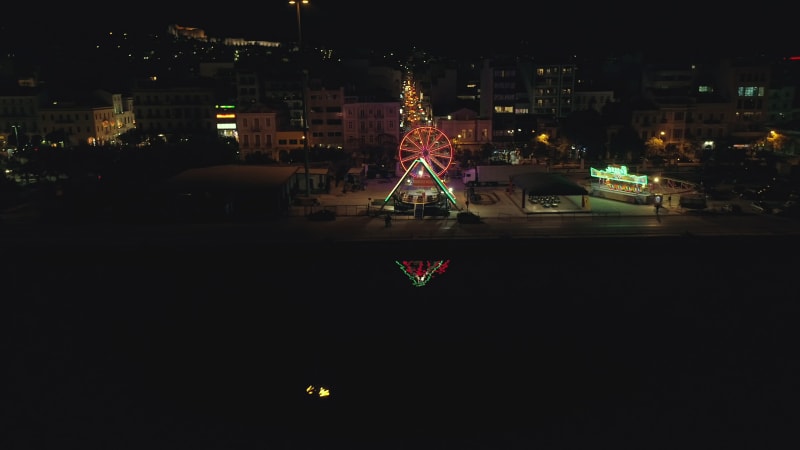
[304,171,698,220]
[2,170,785,247]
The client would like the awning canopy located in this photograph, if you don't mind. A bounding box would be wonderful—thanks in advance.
[510,173,588,195]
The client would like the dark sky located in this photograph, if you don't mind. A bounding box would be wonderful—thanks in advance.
[5,2,798,59]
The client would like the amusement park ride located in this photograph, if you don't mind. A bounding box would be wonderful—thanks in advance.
[396,260,451,287]
[379,126,459,217]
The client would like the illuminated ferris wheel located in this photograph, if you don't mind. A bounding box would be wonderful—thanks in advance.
[397,126,454,178]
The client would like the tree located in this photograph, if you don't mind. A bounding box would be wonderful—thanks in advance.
[765,130,788,152]
[457,148,476,167]
[552,137,572,162]
[44,129,70,148]
[118,129,146,147]
[531,134,551,160]
[479,143,495,164]
[644,136,667,160]
[607,125,644,162]
[560,109,607,160]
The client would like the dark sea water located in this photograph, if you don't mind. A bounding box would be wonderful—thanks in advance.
[3,236,798,449]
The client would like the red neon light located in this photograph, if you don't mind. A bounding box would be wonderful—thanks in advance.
[396,260,450,287]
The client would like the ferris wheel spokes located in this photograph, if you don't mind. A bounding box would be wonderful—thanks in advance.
[398,126,455,178]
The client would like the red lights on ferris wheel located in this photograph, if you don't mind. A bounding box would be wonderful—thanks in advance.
[398,126,454,178]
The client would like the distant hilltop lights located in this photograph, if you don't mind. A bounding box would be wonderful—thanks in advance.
[167,24,207,40]
[166,24,282,48]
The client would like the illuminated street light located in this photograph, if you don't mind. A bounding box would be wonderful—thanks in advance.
[290,0,308,45]
[290,0,311,197]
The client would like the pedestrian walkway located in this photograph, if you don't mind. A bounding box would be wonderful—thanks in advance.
[307,175,680,219]
[310,169,762,220]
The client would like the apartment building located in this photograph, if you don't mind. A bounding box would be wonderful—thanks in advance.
[573,90,615,114]
[34,90,135,148]
[342,98,401,152]
[531,63,577,118]
[4,23,799,162]
[307,85,345,149]
[132,79,218,139]
[434,108,491,154]
[0,85,45,150]
[236,104,278,160]
[630,56,773,154]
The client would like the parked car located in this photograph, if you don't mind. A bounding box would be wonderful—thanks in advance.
[738,189,760,200]
[775,200,800,218]
[720,203,743,214]
[750,200,773,214]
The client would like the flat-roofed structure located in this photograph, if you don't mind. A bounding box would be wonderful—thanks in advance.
[161,165,299,220]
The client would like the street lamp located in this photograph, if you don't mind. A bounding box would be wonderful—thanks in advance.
[290,0,312,197]
[11,125,20,149]
[290,0,308,46]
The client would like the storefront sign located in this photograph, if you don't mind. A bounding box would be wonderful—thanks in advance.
[590,165,648,186]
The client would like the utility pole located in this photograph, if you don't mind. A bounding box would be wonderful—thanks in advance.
[291,0,312,197]
[11,124,20,150]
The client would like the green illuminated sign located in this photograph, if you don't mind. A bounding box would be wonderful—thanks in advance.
[590,165,648,186]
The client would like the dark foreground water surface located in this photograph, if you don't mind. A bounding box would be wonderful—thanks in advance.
[3,235,799,449]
